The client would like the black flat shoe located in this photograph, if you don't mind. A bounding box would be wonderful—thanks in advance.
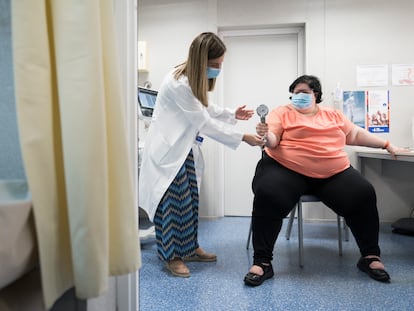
[357,257,390,283]
[244,263,274,287]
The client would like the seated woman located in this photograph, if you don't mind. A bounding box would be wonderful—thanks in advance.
[244,75,403,286]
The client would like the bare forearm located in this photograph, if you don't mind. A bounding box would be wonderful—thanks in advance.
[347,127,388,149]
[264,131,279,148]
[347,127,405,158]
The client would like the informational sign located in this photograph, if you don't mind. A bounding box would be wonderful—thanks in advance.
[343,91,367,129]
[392,64,414,86]
[356,64,388,87]
[342,90,390,133]
[366,90,390,133]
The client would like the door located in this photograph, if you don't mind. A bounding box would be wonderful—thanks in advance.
[220,27,304,216]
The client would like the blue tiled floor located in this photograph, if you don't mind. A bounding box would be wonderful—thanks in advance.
[139,217,414,311]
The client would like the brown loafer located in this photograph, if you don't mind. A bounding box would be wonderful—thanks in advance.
[166,258,190,277]
[185,248,217,262]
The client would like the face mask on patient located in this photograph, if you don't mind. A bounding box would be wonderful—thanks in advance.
[291,93,313,109]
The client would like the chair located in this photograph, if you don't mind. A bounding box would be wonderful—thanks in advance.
[246,194,349,267]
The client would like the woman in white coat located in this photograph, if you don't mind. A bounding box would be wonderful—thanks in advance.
[139,32,264,277]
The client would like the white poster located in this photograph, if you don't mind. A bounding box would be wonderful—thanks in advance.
[391,64,414,86]
[356,64,388,87]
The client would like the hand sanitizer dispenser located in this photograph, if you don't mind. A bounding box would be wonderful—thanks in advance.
[333,82,343,111]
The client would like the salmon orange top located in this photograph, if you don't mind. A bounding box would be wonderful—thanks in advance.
[265,104,356,178]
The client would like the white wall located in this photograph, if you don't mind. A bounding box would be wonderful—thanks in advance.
[138,0,217,88]
[138,0,414,221]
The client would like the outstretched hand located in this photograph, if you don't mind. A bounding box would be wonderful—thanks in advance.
[235,105,254,120]
[242,134,266,147]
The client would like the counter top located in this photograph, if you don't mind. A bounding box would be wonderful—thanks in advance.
[355,147,414,162]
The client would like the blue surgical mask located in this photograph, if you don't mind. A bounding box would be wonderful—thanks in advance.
[207,67,221,79]
[291,93,313,109]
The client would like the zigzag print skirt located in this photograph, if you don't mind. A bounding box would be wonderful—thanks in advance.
[154,149,199,261]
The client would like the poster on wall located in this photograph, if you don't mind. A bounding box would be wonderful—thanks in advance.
[343,91,366,129]
[367,90,390,133]
[356,64,388,87]
[391,64,414,86]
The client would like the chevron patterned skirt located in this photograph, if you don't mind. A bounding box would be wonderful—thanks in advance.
[153,149,199,261]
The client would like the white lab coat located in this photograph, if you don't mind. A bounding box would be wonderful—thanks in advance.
[139,70,243,221]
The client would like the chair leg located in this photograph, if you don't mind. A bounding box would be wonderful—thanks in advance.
[337,215,343,256]
[285,197,348,266]
[285,205,297,240]
[343,220,349,241]
[297,201,304,268]
[246,219,252,249]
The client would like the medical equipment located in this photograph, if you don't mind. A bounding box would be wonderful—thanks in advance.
[138,86,157,118]
[137,86,158,244]
[256,104,269,146]
[256,104,269,123]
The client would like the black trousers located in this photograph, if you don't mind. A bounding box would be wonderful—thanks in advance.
[251,152,381,265]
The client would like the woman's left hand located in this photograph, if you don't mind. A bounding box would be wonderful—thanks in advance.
[235,105,254,120]
[386,143,410,159]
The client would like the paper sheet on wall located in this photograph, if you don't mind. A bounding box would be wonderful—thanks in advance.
[356,64,388,87]
[392,64,414,86]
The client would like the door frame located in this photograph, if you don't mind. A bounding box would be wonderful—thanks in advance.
[114,0,139,310]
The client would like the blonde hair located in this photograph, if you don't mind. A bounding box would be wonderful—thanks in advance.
[174,32,226,107]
